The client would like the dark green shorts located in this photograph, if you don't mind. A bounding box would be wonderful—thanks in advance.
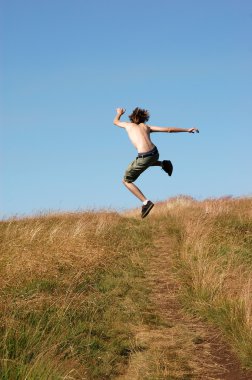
[124,150,159,183]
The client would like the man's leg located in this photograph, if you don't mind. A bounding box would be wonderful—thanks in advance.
[122,156,158,218]
[122,179,147,202]
[122,179,154,218]
[151,160,173,176]
[150,161,162,167]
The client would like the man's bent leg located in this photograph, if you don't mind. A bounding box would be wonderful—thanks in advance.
[150,161,162,167]
[122,179,147,202]
[151,160,173,176]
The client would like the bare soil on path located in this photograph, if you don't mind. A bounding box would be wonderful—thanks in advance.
[117,230,252,380]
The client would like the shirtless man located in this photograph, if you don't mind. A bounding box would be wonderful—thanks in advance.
[114,107,199,218]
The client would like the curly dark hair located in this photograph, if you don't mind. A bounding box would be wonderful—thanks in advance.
[129,107,150,124]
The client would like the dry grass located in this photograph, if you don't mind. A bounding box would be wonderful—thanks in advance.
[0,211,153,379]
[1,197,252,379]
[151,196,252,369]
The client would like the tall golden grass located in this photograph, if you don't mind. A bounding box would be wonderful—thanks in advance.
[151,196,252,368]
[0,211,153,379]
[1,197,251,378]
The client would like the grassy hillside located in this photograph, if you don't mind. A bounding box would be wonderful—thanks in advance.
[0,212,154,379]
[162,196,252,368]
[0,197,251,379]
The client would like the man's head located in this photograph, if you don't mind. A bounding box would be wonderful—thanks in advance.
[129,107,150,124]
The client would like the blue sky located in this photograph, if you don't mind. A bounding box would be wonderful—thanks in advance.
[1,0,252,217]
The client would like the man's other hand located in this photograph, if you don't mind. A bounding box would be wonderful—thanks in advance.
[188,127,199,133]
[116,108,126,115]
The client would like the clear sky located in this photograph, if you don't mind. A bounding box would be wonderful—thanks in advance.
[1,0,252,218]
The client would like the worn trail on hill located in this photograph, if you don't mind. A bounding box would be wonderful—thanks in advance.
[118,227,252,380]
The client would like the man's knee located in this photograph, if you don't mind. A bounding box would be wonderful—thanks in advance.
[122,178,132,186]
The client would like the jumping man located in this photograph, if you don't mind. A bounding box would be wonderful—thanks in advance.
[113,107,199,218]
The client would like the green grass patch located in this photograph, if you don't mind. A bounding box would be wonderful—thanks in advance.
[181,293,252,368]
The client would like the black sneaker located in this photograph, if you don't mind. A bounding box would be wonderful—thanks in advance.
[161,160,173,176]
[141,201,154,218]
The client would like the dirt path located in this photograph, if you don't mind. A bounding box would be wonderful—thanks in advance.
[117,231,252,379]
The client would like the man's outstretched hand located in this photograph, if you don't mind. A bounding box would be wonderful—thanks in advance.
[188,127,199,133]
[116,108,126,115]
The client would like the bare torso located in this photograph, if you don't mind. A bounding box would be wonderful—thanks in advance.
[125,123,155,153]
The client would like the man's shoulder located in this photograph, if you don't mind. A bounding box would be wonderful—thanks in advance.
[124,122,135,129]
[125,122,148,130]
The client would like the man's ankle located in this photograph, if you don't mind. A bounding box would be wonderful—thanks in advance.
[142,199,149,205]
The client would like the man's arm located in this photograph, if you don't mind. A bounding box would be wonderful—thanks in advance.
[113,108,128,128]
[149,125,199,133]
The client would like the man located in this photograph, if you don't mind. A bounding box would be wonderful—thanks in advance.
[114,107,199,218]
